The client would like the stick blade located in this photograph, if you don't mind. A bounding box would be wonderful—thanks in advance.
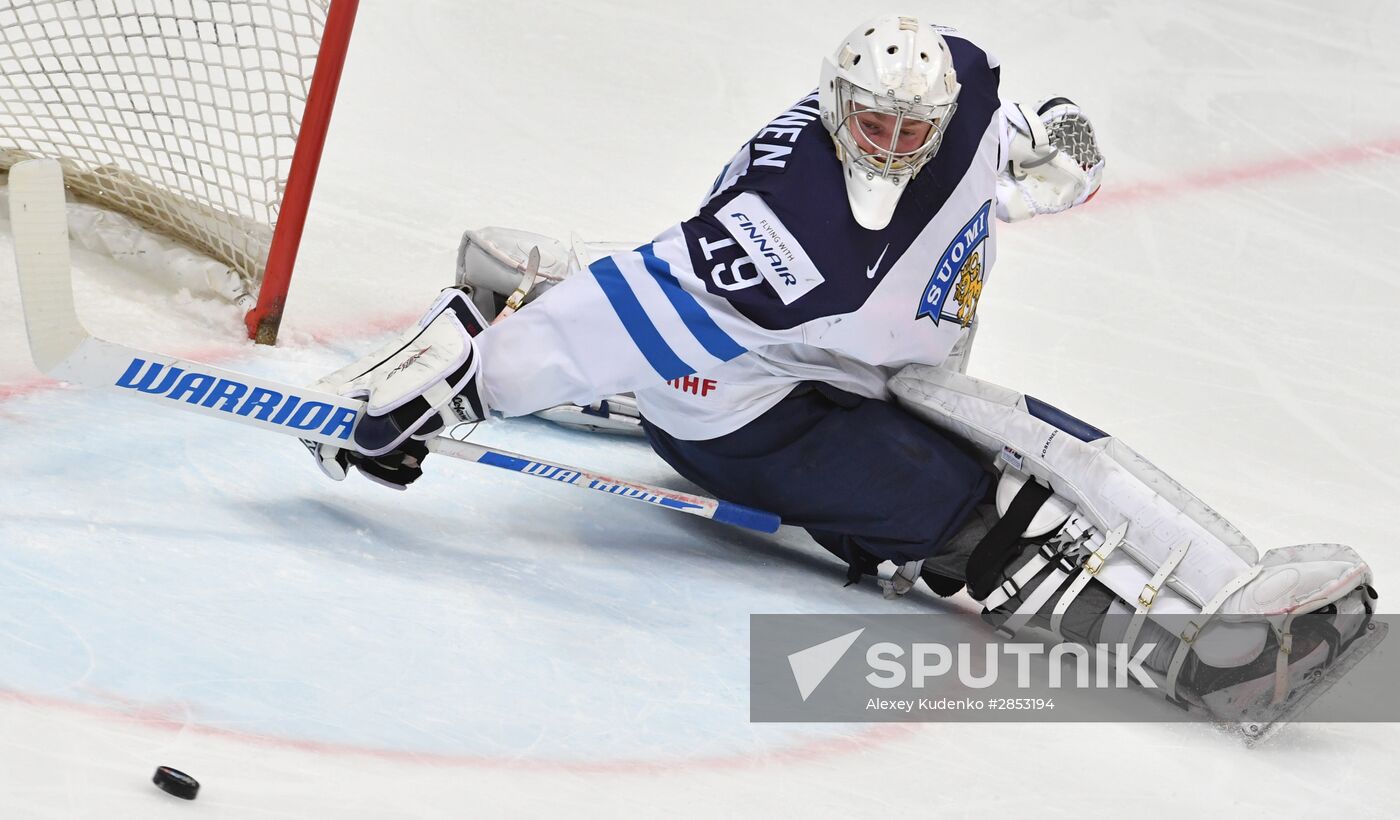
[8,159,88,375]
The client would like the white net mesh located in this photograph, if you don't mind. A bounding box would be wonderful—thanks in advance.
[1044,110,1103,175]
[0,0,333,292]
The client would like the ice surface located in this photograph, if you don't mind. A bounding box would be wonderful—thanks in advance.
[1,0,1398,816]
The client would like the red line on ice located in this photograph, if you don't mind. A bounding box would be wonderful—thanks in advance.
[1094,133,1400,206]
[0,686,920,774]
[0,377,52,402]
[0,310,421,403]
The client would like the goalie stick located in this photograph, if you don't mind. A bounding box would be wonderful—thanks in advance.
[7,159,780,534]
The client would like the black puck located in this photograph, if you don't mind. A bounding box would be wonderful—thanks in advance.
[152,766,199,800]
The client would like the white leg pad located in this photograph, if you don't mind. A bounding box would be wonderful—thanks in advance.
[889,364,1256,610]
[889,365,1377,703]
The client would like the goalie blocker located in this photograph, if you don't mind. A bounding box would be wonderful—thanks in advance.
[305,287,490,489]
[888,365,1381,731]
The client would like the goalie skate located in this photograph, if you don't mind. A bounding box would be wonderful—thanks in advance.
[1222,615,1386,745]
[964,493,1383,742]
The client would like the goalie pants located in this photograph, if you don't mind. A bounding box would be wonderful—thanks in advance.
[641,382,992,578]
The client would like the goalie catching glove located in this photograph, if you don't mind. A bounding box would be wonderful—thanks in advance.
[997,97,1104,222]
[304,287,490,489]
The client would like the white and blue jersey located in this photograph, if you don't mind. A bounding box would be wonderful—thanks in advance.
[477,30,1013,440]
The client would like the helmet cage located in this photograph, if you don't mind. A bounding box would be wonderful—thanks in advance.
[831,78,958,183]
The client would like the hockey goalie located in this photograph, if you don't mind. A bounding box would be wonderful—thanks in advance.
[306,14,1382,734]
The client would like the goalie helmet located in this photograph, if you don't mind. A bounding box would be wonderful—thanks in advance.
[818,15,961,230]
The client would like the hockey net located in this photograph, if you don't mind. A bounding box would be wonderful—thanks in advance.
[0,0,357,343]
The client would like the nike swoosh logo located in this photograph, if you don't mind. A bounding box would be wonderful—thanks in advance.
[866,244,890,279]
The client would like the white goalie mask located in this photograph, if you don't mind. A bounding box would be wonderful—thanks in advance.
[818,15,961,230]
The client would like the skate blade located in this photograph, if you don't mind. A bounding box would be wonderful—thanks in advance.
[1216,619,1389,746]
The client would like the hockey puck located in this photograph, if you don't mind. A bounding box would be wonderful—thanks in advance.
[152,766,199,800]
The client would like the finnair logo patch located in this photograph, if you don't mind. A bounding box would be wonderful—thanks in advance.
[721,191,824,304]
[917,199,991,326]
[114,358,359,440]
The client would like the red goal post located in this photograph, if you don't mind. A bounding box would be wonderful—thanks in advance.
[0,0,360,345]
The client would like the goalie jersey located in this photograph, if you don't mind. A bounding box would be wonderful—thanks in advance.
[476,31,1010,440]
